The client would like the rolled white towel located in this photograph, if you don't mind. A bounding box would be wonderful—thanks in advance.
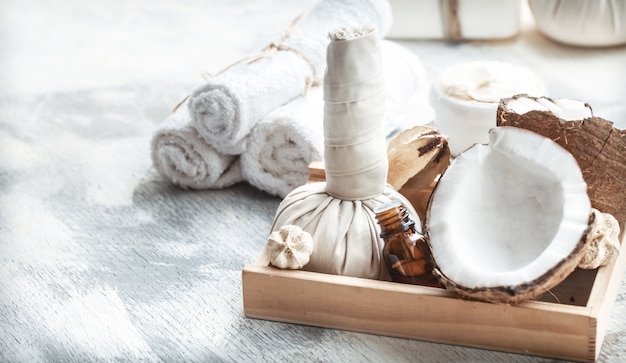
[242,40,425,197]
[187,0,393,155]
[151,106,243,189]
[242,88,324,197]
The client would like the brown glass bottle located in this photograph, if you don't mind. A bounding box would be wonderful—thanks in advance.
[374,200,440,287]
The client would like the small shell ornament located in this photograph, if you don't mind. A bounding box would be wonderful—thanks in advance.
[266,225,314,269]
[578,209,621,270]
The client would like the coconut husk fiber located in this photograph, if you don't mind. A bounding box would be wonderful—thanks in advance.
[386,125,450,223]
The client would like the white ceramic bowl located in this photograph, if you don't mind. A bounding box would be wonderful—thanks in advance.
[429,60,545,155]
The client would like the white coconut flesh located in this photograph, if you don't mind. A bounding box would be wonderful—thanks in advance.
[427,126,591,299]
[505,96,592,121]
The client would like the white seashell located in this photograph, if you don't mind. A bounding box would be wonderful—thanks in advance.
[266,225,314,270]
[578,209,621,269]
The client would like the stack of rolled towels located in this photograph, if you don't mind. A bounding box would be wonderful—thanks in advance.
[151,0,427,197]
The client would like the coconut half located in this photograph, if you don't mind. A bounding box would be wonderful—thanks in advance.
[425,126,593,303]
[497,95,626,228]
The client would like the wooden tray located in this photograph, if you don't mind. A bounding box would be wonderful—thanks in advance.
[242,230,625,362]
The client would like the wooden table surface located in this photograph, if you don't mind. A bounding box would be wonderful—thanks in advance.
[1,0,624,361]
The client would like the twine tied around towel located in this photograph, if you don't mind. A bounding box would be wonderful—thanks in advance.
[173,11,319,113]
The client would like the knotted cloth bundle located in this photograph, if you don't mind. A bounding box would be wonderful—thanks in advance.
[268,27,418,280]
[187,0,393,155]
[323,26,388,200]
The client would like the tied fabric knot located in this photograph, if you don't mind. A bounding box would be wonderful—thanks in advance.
[173,11,319,113]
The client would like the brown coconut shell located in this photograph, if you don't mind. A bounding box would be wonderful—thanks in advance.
[386,125,451,222]
[497,95,626,228]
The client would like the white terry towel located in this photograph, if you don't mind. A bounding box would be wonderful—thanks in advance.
[151,106,243,189]
[242,88,324,197]
[241,40,426,198]
[187,0,393,155]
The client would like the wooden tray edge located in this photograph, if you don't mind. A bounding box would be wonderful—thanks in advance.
[242,218,625,362]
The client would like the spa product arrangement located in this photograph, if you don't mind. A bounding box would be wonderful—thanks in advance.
[261,42,625,305]
[245,83,624,359]
[266,92,624,304]
[171,0,626,360]
[145,0,625,358]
